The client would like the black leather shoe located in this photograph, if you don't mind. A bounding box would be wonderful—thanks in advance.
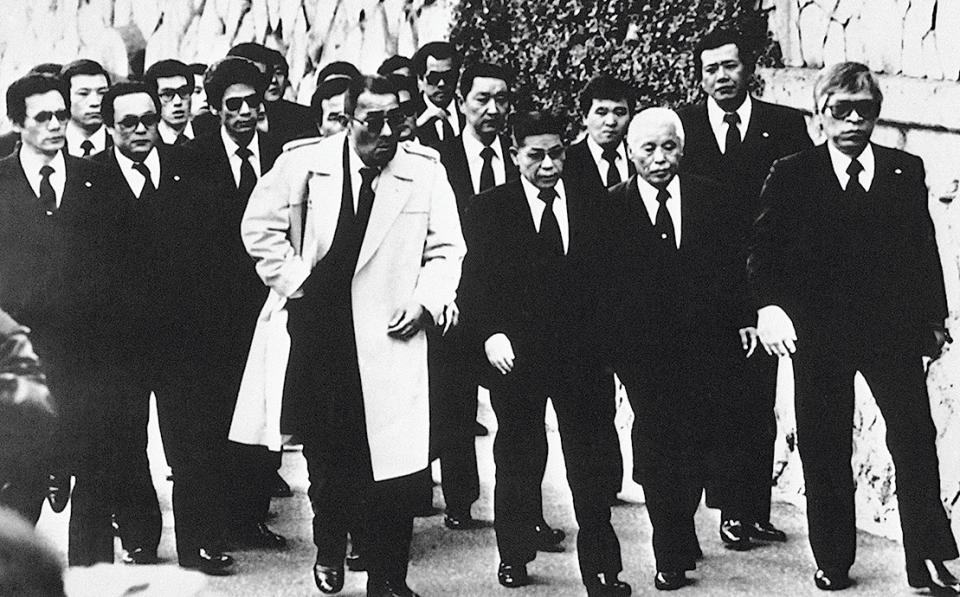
[346,551,366,571]
[813,569,852,591]
[314,563,344,594]
[180,548,234,575]
[534,522,565,552]
[474,421,489,436]
[121,547,159,565]
[272,472,293,497]
[234,522,287,548]
[748,520,787,542]
[719,519,752,551]
[498,562,529,588]
[921,560,960,595]
[586,572,632,596]
[444,511,482,530]
[366,577,420,596]
[46,473,70,513]
[654,571,688,591]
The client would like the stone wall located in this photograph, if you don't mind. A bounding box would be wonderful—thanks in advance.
[0,0,456,129]
[759,0,960,541]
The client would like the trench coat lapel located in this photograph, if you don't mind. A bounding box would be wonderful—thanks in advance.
[355,163,412,272]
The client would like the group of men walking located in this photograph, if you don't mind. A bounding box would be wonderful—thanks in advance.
[0,23,957,597]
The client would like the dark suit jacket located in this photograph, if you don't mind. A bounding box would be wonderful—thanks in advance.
[460,175,607,391]
[416,97,463,150]
[678,98,811,240]
[265,99,315,146]
[0,132,19,158]
[748,143,947,353]
[563,138,635,191]
[438,133,518,220]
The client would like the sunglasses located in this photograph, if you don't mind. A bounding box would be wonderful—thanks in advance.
[158,85,193,102]
[352,109,406,134]
[116,113,160,130]
[31,109,69,124]
[523,146,566,163]
[425,70,458,86]
[223,93,263,112]
[824,99,880,121]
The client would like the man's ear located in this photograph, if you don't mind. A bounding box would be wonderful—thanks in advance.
[509,145,519,167]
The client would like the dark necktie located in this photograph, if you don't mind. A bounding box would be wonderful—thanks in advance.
[537,187,564,256]
[439,110,455,142]
[602,147,621,187]
[132,162,155,199]
[723,112,741,153]
[655,188,676,249]
[80,139,95,157]
[236,145,256,198]
[356,166,379,241]
[479,146,495,192]
[846,159,866,196]
[174,133,189,146]
[38,165,56,214]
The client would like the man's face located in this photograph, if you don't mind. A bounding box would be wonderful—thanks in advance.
[15,90,67,156]
[396,88,416,142]
[155,75,192,127]
[68,73,108,130]
[819,89,878,157]
[511,133,565,190]
[108,92,159,161]
[319,92,347,136]
[699,43,749,108]
[461,76,509,139]
[629,120,683,188]
[419,56,458,108]
[218,83,262,141]
[265,66,286,102]
[583,98,630,149]
[349,91,400,167]
[191,73,207,116]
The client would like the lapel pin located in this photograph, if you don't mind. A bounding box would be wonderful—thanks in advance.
[173,175,181,182]
[762,131,770,138]
[894,168,902,175]
[84,181,92,187]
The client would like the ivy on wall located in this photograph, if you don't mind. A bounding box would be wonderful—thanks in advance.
[452,0,779,134]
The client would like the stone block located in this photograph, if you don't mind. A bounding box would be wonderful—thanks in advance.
[902,0,937,77]
[822,18,847,64]
[833,0,865,23]
[798,0,830,67]
[936,1,960,80]
[769,0,805,67]
[858,0,903,73]
[844,13,868,63]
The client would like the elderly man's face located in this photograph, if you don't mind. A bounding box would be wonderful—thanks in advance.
[511,133,565,190]
[629,120,683,188]
[819,89,878,157]
[349,90,401,167]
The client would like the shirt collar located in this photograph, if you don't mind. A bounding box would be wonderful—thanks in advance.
[158,120,193,144]
[462,127,503,162]
[827,141,875,191]
[221,127,260,162]
[707,95,752,133]
[65,122,106,154]
[19,146,65,183]
[585,135,626,166]
[520,176,566,205]
[114,146,161,187]
[636,173,681,205]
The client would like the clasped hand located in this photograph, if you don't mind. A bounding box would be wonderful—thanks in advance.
[756,305,797,357]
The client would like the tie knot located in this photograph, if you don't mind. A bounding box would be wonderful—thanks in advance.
[846,159,863,177]
[40,165,54,178]
[480,146,495,161]
[133,161,150,176]
[723,112,740,125]
[538,187,557,206]
[236,146,252,160]
[655,189,670,205]
[601,148,619,163]
[360,166,380,184]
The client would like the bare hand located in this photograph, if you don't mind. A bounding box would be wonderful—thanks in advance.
[739,326,758,358]
[437,301,460,336]
[484,333,515,375]
[756,305,797,357]
[387,302,431,340]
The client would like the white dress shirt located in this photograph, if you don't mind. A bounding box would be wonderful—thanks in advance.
[65,122,108,157]
[158,120,194,145]
[423,96,462,141]
[221,127,262,187]
[637,174,682,249]
[827,141,875,192]
[114,147,161,198]
[707,95,752,154]
[19,147,66,208]
[521,176,569,254]
[586,135,629,183]
[462,128,506,194]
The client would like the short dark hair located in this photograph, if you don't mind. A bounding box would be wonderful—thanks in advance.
[60,59,111,91]
[187,63,207,77]
[310,79,351,123]
[142,59,193,91]
[411,42,462,76]
[377,55,412,76]
[268,49,289,76]
[511,111,564,147]
[344,75,398,117]
[315,61,361,87]
[5,74,68,126]
[578,75,635,116]
[204,57,267,110]
[813,61,883,113]
[459,62,512,98]
[27,63,63,77]
[693,28,756,77]
[101,82,160,127]
[226,42,274,69]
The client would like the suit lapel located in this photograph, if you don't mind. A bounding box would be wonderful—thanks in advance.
[500,135,519,181]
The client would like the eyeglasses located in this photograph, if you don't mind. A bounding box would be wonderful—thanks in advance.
[223,93,263,112]
[425,70,458,87]
[523,146,566,162]
[351,109,405,134]
[824,99,880,121]
[158,85,193,102]
[116,113,160,130]
[30,109,69,124]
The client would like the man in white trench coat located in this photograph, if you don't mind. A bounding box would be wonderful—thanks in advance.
[241,74,465,597]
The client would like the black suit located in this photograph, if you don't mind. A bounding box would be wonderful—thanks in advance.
[604,174,745,573]
[0,131,20,157]
[183,130,282,545]
[0,151,126,564]
[461,176,622,583]
[563,138,635,192]
[748,144,958,583]
[265,99,315,146]
[677,98,812,523]
[429,133,518,518]
[415,98,463,150]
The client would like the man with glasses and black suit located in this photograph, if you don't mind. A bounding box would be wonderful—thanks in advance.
[142,60,195,146]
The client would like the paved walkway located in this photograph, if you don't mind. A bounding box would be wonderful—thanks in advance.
[37,397,939,596]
